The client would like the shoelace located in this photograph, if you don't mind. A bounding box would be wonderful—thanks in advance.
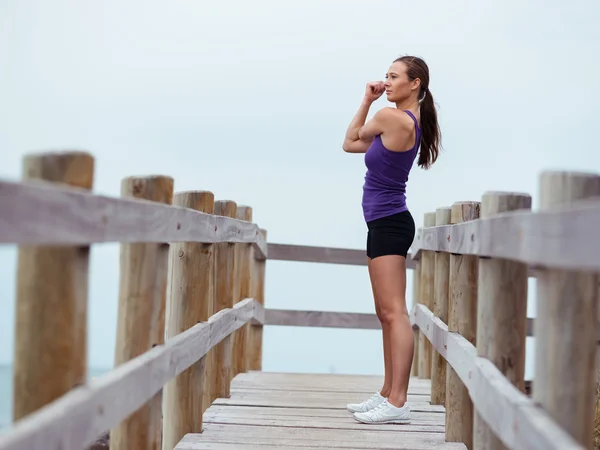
[366,400,388,415]
[369,401,392,420]
[362,393,380,407]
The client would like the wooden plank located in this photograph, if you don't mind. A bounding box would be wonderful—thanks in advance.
[178,423,465,449]
[0,298,263,450]
[213,397,441,413]
[410,195,600,271]
[229,381,431,395]
[175,371,462,449]
[203,405,446,423]
[0,178,267,260]
[226,388,431,402]
[263,309,599,341]
[177,440,466,450]
[264,309,381,329]
[412,303,586,450]
[204,413,445,433]
[266,243,417,269]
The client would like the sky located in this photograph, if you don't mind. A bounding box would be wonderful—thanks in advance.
[1,0,599,384]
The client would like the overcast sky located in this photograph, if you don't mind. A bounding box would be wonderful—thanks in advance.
[1,0,599,383]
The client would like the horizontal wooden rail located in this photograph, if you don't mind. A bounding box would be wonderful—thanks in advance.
[266,243,417,269]
[263,308,600,343]
[0,179,267,259]
[411,303,584,450]
[0,298,264,450]
[410,195,600,271]
[265,308,381,329]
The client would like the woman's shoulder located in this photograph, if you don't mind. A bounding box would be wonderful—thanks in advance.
[373,107,415,134]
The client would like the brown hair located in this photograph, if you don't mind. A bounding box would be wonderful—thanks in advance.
[394,56,441,169]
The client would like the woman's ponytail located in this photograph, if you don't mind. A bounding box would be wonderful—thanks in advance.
[394,56,442,170]
[417,87,441,169]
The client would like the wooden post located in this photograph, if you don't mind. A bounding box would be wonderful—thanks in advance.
[533,171,600,448]
[411,260,421,377]
[430,206,451,405]
[231,205,253,377]
[212,200,237,399]
[13,151,94,421]
[445,201,480,449]
[248,229,267,371]
[418,212,436,379]
[110,176,173,450]
[161,191,215,450]
[473,192,531,450]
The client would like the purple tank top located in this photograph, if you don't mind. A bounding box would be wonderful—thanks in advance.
[361,110,421,223]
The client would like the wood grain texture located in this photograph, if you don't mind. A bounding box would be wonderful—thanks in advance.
[264,309,380,329]
[533,171,600,448]
[412,303,585,450]
[0,178,267,259]
[13,151,95,421]
[178,423,464,449]
[0,298,263,450]
[473,192,531,450]
[109,175,174,450]
[176,371,464,449]
[162,191,215,450]
[418,212,436,380]
[445,201,480,449]
[266,243,417,269]
[248,229,267,371]
[232,206,253,378]
[412,261,421,376]
[212,200,237,401]
[431,206,451,405]
[410,193,600,271]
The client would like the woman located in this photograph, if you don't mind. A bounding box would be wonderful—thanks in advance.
[342,55,441,424]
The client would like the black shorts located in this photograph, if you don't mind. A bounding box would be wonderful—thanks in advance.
[366,210,415,259]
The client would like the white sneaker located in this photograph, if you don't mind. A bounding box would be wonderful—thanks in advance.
[346,391,386,413]
[353,399,411,424]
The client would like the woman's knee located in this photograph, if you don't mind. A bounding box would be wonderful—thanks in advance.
[378,299,408,325]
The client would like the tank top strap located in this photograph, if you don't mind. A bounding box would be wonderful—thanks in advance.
[403,110,420,131]
[403,110,421,152]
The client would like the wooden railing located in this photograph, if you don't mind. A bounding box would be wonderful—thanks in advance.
[0,151,268,450]
[408,173,600,450]
[1,153,597,450]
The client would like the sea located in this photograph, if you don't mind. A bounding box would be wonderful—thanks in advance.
[0,364,109,432]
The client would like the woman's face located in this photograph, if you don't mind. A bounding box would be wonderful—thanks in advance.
[384,61,419,103]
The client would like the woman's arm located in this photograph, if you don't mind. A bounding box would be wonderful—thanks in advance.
[342,99,374,153]
[342,81,385,153]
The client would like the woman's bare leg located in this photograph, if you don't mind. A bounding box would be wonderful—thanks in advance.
[369,254,413,407]
[368,257,392,398]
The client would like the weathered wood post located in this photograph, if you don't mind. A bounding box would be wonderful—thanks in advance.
[110,175,174,450]
[248,229,267,371]
[161,191,215,450]
[13,151,94,421]
[473,192,531,450]
[534,171,600,448]
[212,200,238,399]
[418,212,436,379]
[232,206,253,377]
[431,206,451,405]
[411,260,421,377]
[445,201,480,449]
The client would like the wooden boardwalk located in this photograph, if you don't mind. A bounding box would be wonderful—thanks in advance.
[0,153,595,450]
[175,371,467,449]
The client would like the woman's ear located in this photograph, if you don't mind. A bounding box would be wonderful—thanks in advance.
[411,78,421,92]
